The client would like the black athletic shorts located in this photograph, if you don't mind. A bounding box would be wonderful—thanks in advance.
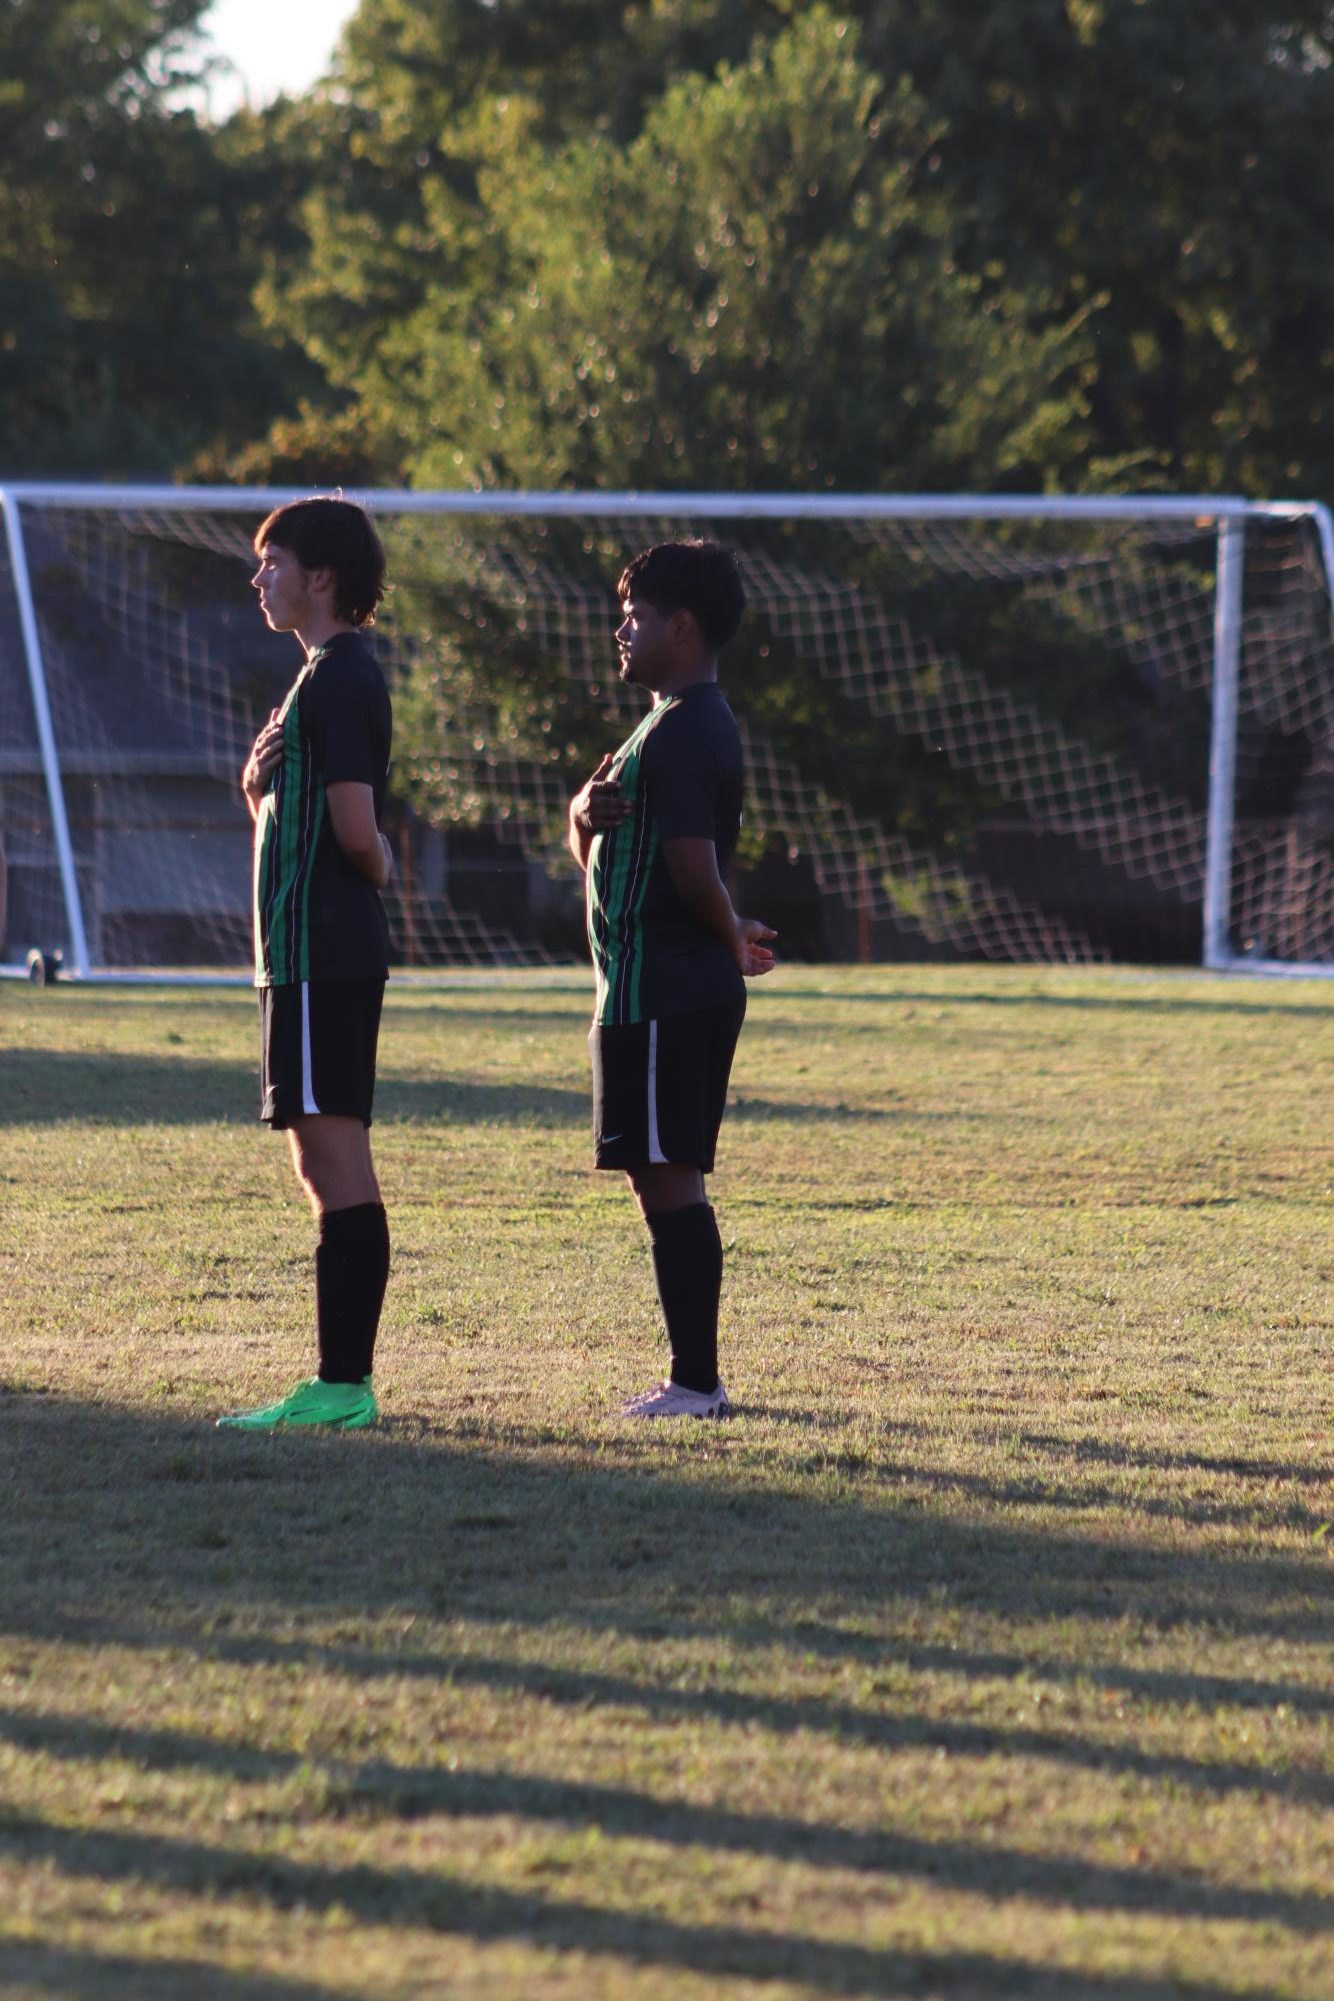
[590,996,746,1172]
[258,978,385,1129]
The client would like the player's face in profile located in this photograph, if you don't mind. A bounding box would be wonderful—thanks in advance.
[615,595,670,687]
[251,542,312,633]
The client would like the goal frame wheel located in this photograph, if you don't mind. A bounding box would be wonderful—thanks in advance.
[26,947,62,986]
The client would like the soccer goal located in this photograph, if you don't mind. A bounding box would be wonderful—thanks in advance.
[2,484,1332,982]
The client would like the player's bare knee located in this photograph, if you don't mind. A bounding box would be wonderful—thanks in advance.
[628,1163,704,1215]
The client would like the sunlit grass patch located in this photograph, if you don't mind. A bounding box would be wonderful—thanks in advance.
[1,966,1331,1998]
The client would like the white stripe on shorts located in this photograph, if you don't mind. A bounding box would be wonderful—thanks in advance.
[300,982,321,1116]
[646,1018,667,1164]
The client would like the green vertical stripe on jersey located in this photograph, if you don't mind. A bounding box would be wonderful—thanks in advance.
[588,697,676,1026]
[274,701,303,984]
[591,728,645,1021]
[254,675,317,987]
[599,788,638,1002]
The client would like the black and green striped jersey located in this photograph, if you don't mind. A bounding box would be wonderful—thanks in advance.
[586,682,745,1026]
[253,632,392,987]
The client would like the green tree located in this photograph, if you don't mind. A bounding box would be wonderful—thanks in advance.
[246,0,1334,498]
[379,12,1096,493]
[0,0,317,474]
[843,0,1334,493]
[243,0,797,447]
[383,16,1100,843]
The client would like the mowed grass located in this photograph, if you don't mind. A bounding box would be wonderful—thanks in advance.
[1,963,1331,2001]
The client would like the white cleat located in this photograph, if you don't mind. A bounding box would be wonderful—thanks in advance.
[620,1378,732,1419]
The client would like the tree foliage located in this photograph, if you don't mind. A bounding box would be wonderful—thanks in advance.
[843,0,1334,494]
[14,0,1331,497]
[239,0,1334,499]
[378,16,1099,839]
[383,14,1095,495]
[0,0,317,474]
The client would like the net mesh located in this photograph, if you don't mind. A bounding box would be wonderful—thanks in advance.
[1,498,1331,973]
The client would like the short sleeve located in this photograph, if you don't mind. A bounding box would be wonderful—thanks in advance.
[643,707,719,841]
[305,656,377,787]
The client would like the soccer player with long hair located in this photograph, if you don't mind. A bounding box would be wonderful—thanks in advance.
[218,496,393,1431]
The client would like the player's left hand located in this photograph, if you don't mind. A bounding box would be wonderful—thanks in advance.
[734,917,777,977]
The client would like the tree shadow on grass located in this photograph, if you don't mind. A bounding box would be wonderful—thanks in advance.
[0,1049,904,1131]
[16,1821,1334,2001]
[3,1395,1329,1736]
[2,1704,1331,1940]
[0,1048,257,1126]
[0,1812,1314,2001]
[1,1393,1330,1995]
[1016,1429,1334,1490]
[726,1093,909,1123]
[746,1457,1332,1538]
[728,1618,1334,1723]
[155,1625,1331,1816]
[0,1049,592,1130]
[0,1942,338,2001]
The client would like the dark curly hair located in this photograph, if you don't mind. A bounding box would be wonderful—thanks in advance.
[254,495,387,628]
[617,539,747,651]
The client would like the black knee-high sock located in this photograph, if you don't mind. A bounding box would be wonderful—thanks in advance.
[645,1202,723,1394]
[315,1202,390,1385]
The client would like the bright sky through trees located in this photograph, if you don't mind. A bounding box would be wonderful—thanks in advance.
[199,0,359,116]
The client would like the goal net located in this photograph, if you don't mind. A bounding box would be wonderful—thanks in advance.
[2,487,1332,980]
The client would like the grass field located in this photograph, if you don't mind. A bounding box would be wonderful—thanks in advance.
[1,963,1331,2000]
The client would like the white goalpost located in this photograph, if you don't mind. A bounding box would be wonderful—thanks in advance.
[2,483,1333,983]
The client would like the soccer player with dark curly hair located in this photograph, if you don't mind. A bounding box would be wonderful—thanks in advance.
[218,496,393,1432]
[569,540,776,1418]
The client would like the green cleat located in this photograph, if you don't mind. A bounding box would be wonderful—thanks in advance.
[216,1375,377,1432]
